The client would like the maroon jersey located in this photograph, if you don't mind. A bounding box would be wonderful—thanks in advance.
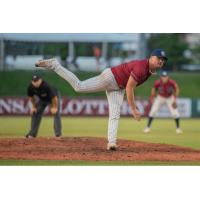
[154,79,177,97]
[111,59,151,89]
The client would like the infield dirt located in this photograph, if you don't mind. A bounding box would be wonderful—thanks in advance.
[0,137,200,162]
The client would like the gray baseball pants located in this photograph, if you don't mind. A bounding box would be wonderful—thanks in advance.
[28,96,62,137]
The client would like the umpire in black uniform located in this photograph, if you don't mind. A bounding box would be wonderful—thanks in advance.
[26,74,62,138]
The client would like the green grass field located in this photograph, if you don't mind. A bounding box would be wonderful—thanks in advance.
[0,70,200,98]
[0,116,199,165]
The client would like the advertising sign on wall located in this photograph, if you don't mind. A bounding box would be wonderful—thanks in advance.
[0,97,192,118]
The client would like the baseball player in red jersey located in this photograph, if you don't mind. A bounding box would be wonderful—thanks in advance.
[144,71,183,134]
[35,49,167,150]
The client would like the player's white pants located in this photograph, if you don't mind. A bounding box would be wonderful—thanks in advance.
[53,64,124,144]
[106,90,125,144]
[54,65,119,92]
[149,95,180,118]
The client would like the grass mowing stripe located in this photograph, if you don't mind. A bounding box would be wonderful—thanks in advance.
[1,160,200,166]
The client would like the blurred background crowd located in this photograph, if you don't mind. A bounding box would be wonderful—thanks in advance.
[1,33,200,72]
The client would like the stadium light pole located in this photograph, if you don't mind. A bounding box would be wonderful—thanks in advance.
[102,42,108,60]
[0,36,4,71]
[139,33,147,59]
[69,41,74,60]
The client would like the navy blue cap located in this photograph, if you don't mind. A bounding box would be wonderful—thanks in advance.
[151,49,168,60]
[161,71,168,77]
[32,74,41,81]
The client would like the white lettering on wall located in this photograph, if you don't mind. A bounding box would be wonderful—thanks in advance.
[0,97,192,117]
[0,99,12,113]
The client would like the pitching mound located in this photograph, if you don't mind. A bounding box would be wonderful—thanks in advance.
[0,137,200,162]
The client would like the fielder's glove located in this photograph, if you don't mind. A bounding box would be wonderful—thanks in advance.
[172,101,178,109]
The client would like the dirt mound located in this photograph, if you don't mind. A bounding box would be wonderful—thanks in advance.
[0,137,200,162]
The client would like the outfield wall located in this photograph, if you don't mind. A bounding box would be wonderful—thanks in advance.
[192,99,200,117]
[0,96,198,118]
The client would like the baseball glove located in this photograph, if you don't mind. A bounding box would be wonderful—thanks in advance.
[172,101,178,109]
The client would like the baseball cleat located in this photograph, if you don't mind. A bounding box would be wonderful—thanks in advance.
[143,127,151,133]
[55,134,62,139]
[25,134,35,139]
[176,128,183,134]
[55,134,62,137]
[35,58,60,70]
[107,143,118,151]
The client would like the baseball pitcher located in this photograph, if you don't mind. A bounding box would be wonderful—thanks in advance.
[35,49,168,150]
